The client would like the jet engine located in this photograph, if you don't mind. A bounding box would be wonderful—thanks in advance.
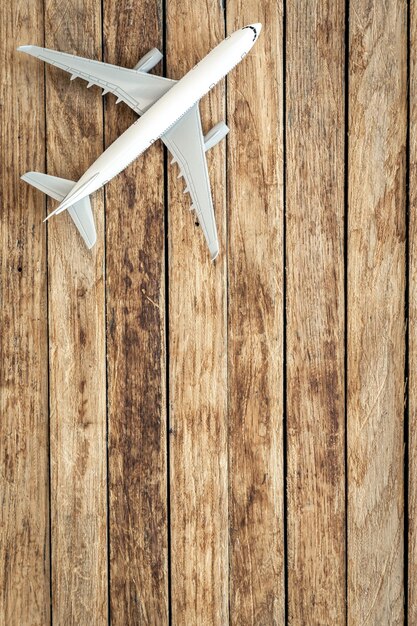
[203,122,229,152]
[133,48,163,73]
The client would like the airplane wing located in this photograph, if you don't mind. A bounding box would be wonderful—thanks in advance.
[162,104,219,260]
[21,172,97,248]
[17,46,176,115]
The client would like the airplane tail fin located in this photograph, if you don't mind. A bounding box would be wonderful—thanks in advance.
[21,172,97,249]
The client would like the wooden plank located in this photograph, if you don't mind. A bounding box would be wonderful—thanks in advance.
[0,2,50,625]
[44,4,107,624]
[286,1,346,622]
[226,5,285,625]
[166,5,228,624]
[347,0,406,623]
[103,3,168,624]
[410,2,417,621]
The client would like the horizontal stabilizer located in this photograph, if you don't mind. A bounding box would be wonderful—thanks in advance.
[21,171,73,201]
[21,172,97,249]
[67,200,96,249]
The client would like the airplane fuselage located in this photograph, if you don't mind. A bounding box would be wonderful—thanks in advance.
[57,25,260,212]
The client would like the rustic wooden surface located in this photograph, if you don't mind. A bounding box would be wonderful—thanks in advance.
[167,5,228,624]
[348,1,406,624]
[0,2,49,625]
[45,1,108,623]
[286,1,346,623]
[0,1,414,624]
[227,1,284,624]
[104,1,168,623]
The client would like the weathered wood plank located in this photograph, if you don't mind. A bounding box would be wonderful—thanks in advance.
[103,2,168,623]
[286,1,346,622]
[226,5,285,625]
[0,2,50,625]
[348,0,406,623]
[410,2,417,621]
[166,4,228,623]
[44,3,107,623]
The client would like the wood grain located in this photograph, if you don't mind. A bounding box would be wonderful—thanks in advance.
[166,3,228,623]
[347,0,406,623]
[103,1,168,623]
[286,1,346,623]
[410,2,417,621]
[0,2,50,625]
[44,2,107,623]
[227,3,285,625]
[2,3,415,623]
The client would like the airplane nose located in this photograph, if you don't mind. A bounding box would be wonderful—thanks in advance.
[242,23,262,42]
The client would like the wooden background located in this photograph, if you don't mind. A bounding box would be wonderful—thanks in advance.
[0,0,414,624]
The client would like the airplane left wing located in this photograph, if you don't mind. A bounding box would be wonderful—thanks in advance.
[162,104,219,260]
[18,46,176,115]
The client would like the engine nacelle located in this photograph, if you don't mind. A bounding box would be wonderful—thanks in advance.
[133,48,163,73]
[204,122,229,152]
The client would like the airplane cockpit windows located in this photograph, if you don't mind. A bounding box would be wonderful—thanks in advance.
[242,25,258,42]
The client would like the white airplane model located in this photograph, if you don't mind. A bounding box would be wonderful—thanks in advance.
[18,24,261,260]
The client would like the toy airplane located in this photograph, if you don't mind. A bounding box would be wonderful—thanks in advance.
[18,24,261,260]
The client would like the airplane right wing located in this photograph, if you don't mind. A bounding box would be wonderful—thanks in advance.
[18,46,176,115]
[162,104,219,260]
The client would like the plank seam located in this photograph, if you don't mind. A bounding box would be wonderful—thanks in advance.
[405,0,411,622]
[224,0,231,622]
[42,0,53,619]
[163,2,173,621]
[101,0,111,621]
[344,1,349,623]
[282,1,288,623]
